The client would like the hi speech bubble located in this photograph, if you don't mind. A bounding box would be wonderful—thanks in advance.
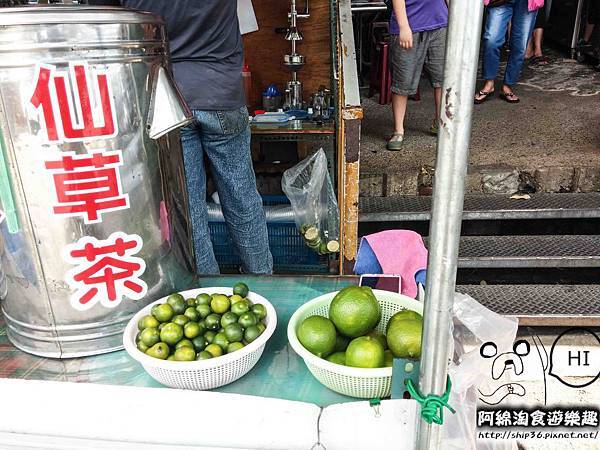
[549,328,600,388]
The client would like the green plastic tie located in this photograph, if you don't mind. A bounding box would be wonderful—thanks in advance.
[369,397,382,417]
[406,376,456,425]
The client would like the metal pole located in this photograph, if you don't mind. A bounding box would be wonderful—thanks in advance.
[416,0,484,448]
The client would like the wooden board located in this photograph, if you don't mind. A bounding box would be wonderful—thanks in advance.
[242,0,332,110]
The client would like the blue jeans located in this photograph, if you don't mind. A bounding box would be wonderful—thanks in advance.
[483,0,538,86]
[180,107,273,275]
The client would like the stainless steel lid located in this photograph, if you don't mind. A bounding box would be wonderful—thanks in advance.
[0,5,163,27]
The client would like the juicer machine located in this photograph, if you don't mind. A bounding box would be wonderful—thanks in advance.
[283,0,309,110]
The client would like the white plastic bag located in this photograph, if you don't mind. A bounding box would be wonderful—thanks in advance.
[281,149,340,254]
[444,293,519,450]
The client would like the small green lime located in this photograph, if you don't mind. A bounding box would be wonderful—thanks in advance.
[172,314,189,326]
[334,334,350,352]
[211,294,231,314]
[231,300,250,316]
[196,304,211,319]
[152,303,174,323]
[167,293,186,315]
[238,312,258,328]
[224,323,244,342]
[205,343,223,358]
[233,282,249,298]
[204,330,216,344]
[175,339,194,349]
[384,349,394,367]
[186,298,196,307]
[229,294,244,304]
[138,315,159,331]
[205,314,221,331]
[184,307,199,322]
[213,332,230,351]
[251,304,267,321]
[196,351,213,360]
[221,311,239,328]
[195,293,211,306]
[227,342,245,353]
[136,341,149,352]
[184,321,202,339]
[146,342,169,360]
[159,322,183,346]
[192,335,207,351]
[256,322,266,334]
[167,355,176,361]
[326,351,347,365]
[244,325,261,344]
[139,327,160,347]
[173,346,196,361]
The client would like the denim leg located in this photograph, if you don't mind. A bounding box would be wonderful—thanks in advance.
[482,4,514,81]
[196,107,273,275]
[504,0,538,86]
[180,116,220,275]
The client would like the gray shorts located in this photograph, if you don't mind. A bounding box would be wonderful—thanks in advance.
[390,27,447,96]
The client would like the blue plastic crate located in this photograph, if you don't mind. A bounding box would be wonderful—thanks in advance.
[209,196,329,274]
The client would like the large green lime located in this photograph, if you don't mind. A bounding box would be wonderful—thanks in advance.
[346,336,385,368]
[297,315,337,358]
[326,351,346,365]
[329,286,381,338]
[386,309,423,334]
[159,323,183,346]
[384,349,394,367]
[334,334,350,352]
[386,318,423,359]
[366,330,388,350]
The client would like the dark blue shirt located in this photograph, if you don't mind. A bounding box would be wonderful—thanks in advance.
[89,0,244,110]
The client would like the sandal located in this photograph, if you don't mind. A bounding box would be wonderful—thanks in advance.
[474,90,494,104]
[499,91,520,103]
[530,55,549,66]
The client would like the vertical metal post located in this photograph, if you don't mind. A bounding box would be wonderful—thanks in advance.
[416,0,484,449]
[571,0,584,59]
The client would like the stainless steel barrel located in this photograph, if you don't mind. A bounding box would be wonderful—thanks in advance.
[0,6,194,357]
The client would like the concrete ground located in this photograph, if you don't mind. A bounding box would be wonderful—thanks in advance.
[359,53,600,196]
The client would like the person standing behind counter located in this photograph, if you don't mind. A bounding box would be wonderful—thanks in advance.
[88,0,273,275]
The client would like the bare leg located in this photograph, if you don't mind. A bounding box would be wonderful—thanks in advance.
[583,23,595,43]
[433,87,442,120]
[474,80,496,101]
[533,28,544,57]
[526,35,534,59]
[392,93,408,134]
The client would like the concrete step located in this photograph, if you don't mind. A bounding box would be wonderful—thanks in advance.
[450,235,600,269]
[359,193,600,222]
[457,284,600,326]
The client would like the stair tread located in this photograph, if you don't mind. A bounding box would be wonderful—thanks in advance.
[457,284,600,326]
[359,193,600,222]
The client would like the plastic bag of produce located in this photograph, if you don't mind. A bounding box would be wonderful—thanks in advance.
[444,293,519,450]
[281,149,340,254]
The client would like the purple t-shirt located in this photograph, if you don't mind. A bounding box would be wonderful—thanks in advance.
[390,0,448,34]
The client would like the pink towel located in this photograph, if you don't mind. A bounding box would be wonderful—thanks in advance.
[364,230,428,299]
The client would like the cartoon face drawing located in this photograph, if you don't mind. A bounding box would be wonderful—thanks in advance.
[478,334,548,406]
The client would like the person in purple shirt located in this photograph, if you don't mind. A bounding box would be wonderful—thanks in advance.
[387,0,448,150]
